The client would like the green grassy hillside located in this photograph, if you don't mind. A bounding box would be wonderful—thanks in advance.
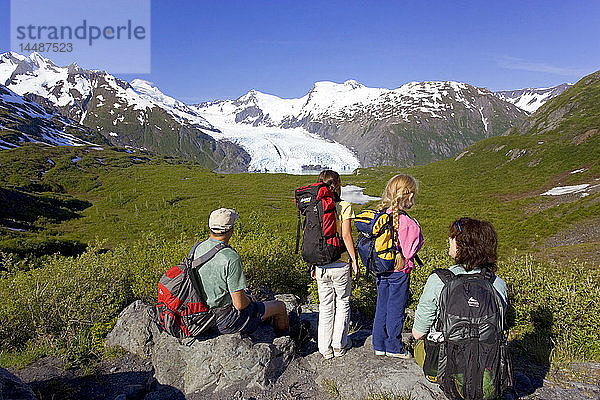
[0,70,599,369]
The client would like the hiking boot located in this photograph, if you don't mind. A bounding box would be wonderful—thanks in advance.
[386,350,412,359]
[333,337,353,357]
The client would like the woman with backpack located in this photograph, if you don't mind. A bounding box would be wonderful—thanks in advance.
[412,218,511,399]
[411,217,507,341]
[372,174,423,359]
[313,170,359,359]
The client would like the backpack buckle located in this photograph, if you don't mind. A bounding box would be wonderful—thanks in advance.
[469,325,480,339]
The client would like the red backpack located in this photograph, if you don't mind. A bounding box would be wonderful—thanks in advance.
[156,242,228,338]
[294,182,344,266]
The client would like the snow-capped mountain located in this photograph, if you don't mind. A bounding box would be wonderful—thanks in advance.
[193,80,527,167]
[0,52,215,130]
[1,52,538,172]
[0,84,103,149]
[0,52,249,172]
[494,84,572,113]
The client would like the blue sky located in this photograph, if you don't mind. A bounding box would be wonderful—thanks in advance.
[1,0,599,103]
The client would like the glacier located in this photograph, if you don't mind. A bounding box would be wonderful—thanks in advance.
[196,106,360,174]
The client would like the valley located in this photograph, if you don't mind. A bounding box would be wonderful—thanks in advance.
[0,52,598,399]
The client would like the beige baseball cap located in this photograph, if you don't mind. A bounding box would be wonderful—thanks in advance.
[209,208,238,233]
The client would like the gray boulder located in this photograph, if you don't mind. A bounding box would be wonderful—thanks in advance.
[0,367,36,400]
[106,300,158,358]
[107,301,444,399]
[106,301,295,395]
[298,323,444,400]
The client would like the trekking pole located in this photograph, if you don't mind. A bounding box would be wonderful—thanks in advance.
[295,209,302,254]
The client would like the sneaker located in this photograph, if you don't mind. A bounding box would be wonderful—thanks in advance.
[333,337,353,357]
[374,350,386,356]
[322,351,334,360]
[386,350,412,359]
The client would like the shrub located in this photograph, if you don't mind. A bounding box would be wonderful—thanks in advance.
[0,244,133,362]
[234,212,311,296]
[499,255,600,363]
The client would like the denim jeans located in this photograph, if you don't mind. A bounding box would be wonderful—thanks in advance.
[316,262,351,356]
[372,270,410,354]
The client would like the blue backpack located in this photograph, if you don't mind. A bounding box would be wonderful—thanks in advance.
[355,209,422,275]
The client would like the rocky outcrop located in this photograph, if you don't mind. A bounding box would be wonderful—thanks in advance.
[106,300,446,400]
[106,300,296,395]
[304,330,444,400]
[0,367,36,400]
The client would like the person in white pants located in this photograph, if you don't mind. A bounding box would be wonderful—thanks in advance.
[313,170,359,359]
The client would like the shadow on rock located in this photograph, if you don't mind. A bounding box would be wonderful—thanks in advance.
[29,371,185,400]
[508,306,553,398]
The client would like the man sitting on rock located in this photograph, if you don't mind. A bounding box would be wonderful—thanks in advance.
[193,208,289,335]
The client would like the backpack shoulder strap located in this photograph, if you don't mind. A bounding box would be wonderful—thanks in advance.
[295,207,302,254]
[190,242,231,270]
[433,268,456,285]
[187,241,202,260]
[186,242,231,303]
[478,266,496,284]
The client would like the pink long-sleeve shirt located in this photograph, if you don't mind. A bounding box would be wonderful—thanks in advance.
[388,209,424,273]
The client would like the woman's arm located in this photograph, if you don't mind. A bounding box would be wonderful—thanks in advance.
[341,218,359,279]
[412,273,444,337]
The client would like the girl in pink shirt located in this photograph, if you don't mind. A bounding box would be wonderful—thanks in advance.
[372,174,423,358]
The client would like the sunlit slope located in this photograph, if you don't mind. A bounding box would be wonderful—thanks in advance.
[354,70,600,263]
[0,144,310,252]
[1,69,598,262]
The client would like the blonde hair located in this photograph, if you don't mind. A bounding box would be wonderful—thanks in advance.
[378,174,418,235]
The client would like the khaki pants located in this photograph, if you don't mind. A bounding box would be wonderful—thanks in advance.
[316,263,351,355]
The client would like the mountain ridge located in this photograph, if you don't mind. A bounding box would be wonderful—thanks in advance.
[193,79,528,167]
[0,51,572,172]
[494,83,573,113]
[0,52,250,172]
[0,83,106,150]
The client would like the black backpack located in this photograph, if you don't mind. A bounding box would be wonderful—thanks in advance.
[156,242,229,338]
[294,182,344,266]
[423,268,513,400]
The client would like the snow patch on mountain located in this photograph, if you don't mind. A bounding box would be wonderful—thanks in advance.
[495,84,572,113]
[1,83,94,147]
[130,79,214,129]
[542,184,589,196]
